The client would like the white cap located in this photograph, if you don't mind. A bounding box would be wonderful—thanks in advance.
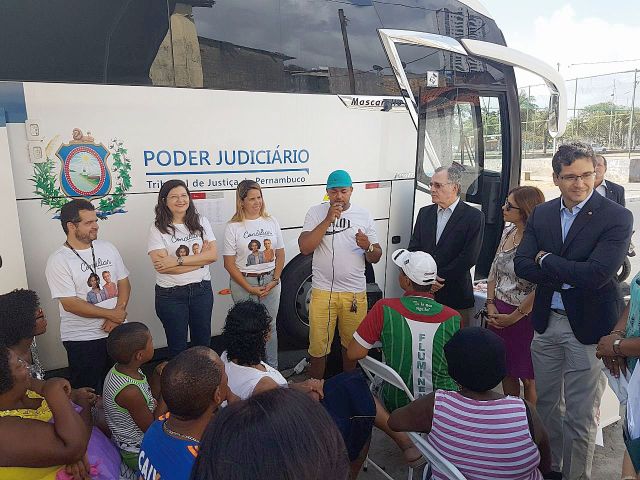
[392,249,438,286]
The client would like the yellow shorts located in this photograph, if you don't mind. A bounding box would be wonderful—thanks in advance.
[308,288,367,358]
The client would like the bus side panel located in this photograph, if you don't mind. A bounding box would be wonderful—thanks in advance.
[9,83,417,200]
[17,175,394,370]
[0,121,27,293]
[385,178,418,300]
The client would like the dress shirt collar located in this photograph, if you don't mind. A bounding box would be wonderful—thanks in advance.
[560,190,594,214]
[437,196,460,214]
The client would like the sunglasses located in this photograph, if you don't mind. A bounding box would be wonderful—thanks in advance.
[503,200,521,212]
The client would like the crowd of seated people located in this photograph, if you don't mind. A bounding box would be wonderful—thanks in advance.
[0,287,560,480]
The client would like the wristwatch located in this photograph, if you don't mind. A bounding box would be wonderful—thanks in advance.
[273,277,280,285]
[367,244,374,253]
[613,338,623,356]
[177,256,184,266]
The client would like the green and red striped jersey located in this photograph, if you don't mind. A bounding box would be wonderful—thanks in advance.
[353,292,460,411]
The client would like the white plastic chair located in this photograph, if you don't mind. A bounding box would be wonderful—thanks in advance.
[407,431,466,480]
[359,355,415,480]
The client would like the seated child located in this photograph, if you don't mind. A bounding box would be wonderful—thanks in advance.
[138,346,229,480]
[103,322,166,471]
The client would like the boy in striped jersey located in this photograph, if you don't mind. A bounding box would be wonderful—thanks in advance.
[103,323,167,473]
[347,249,460,412]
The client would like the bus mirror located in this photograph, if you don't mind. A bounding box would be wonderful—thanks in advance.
[548,94,560,138]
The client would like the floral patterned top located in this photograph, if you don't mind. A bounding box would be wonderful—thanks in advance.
[488,225,535,307]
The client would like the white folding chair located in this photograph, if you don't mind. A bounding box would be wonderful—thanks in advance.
[407,432,466,480]
[359,355,415,480]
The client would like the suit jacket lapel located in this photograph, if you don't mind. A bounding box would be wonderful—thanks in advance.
[549,198,563,254]
[436,200,465,246]
[560,194,600,255]
[426,205,437,251]
[605,186,614,201]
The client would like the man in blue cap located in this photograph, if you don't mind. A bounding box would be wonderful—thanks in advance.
[299,170,382,379]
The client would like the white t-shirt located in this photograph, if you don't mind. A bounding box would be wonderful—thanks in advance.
[45,240,129,342]
[147,215,216,288]
[221,351,287,400]
[302,202,378,292]
[223,216,284,274]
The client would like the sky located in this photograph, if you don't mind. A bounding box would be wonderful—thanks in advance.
[481,1,640,87]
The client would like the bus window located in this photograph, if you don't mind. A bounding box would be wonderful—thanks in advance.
[0,0,177,86]
[418,88,482,200]
[481,95,503,175]
[193,0,390,95]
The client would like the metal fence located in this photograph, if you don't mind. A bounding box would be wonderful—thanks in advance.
[521,70,639,159]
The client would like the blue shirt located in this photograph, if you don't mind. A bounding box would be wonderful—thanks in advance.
[545,192,594,310]
[138,418,199,480]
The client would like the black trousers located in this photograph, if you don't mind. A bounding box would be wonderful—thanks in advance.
[63,337,112,393]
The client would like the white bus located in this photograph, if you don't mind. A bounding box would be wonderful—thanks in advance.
[0,0,566,370]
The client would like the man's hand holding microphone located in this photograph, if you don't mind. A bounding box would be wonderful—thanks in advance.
[324,201,344,225]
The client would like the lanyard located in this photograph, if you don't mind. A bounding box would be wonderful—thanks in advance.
[65,241,97,277]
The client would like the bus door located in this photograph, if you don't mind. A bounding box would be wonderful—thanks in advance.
[415,88,509,278]
[377,29,567,278]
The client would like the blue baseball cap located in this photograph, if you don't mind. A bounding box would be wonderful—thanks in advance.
[326,170,352,189]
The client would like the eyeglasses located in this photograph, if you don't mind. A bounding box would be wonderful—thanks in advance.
[429,182,453,190]
[558,172,596,183]
[503,200,520,211]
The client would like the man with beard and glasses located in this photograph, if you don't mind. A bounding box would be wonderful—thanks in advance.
[45,199,131,392]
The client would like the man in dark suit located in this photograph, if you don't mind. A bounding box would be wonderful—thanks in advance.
[408,165,484,327]
[514,143,633,480]
[594,154,626,206]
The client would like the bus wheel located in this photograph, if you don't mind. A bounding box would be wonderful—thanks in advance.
[277,254,313,348]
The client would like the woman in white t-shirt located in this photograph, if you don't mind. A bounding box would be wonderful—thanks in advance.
[223,180,284,368]
[148,179,218,358]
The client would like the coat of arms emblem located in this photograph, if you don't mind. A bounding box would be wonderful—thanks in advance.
[31,129,132,218]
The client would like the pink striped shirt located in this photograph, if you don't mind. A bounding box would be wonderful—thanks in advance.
[427,390,543,480]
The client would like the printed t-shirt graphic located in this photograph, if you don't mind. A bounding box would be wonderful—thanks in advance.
[302,203,378,293]
[45,240,129,341]
[147,215,215,288]
[223,217,284,274]
[353,293,460,411]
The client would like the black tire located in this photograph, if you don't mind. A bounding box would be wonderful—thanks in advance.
[618,257,632,283]
[277,254,313,348]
